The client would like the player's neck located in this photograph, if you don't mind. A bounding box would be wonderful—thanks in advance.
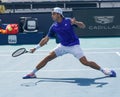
[57,17,63,23]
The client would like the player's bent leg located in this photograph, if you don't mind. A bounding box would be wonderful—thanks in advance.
[23,51,57,79]
[79,56,116,77]
[36,51,57,70]
[79,56,100,70]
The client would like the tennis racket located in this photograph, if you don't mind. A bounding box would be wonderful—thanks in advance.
[12,48,31,57]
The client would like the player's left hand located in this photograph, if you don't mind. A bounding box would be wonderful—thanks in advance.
[71,17,76,24]
[71,17,86,29]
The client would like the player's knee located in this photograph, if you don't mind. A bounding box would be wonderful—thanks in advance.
[45,54,56,62]
[45,55,52,61]
[80,57,89,66]
[81,60,89,66]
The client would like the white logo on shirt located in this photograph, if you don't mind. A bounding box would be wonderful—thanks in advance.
[65,24,67,26]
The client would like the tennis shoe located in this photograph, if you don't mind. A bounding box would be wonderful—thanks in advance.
[23,73,37,79]
[109,70,116,77]
[102,69,116,77]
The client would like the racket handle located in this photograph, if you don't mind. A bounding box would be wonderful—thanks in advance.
[27,51,31,53]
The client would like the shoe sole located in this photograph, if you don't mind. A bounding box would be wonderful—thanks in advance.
[23,76,37,79]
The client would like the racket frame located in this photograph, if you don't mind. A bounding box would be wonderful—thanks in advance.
[12,48,29,57]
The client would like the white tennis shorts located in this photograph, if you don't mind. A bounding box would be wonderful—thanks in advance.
[53,43,84,59]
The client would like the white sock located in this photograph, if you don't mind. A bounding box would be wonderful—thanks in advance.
[100,68,111,75]
[31,68,38,74]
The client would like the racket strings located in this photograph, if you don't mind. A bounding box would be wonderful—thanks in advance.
[12,48,26,57]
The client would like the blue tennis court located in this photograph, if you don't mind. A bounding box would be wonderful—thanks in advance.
[0,37,120,97]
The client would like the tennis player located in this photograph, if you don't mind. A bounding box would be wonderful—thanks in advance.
[23,7,116,79]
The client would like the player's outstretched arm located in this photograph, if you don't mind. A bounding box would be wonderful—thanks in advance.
[39,36,49,47]
[30,36,50,53]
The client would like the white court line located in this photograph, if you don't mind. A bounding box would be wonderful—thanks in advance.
[0,48,120,56]
[83,48,120,50]
[0,68,120,73]
[0,47,120,53]
[0,51,117,57]
[116,52,120,56]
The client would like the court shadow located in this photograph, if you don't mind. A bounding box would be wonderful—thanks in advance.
[37,76,109,87]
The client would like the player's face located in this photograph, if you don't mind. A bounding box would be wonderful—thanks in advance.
[51,12,60,21]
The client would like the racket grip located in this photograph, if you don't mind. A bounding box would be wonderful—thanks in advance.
[28,50,32,53]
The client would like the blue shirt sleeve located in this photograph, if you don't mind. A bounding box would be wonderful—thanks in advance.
[66,17,78,28]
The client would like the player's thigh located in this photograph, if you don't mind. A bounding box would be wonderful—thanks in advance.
[53,44,68,57]
[70,45,84,59]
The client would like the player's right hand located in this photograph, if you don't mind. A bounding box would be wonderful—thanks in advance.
[30,48,36,53]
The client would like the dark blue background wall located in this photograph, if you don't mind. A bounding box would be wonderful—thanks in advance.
[0,12,72,34]
[0,8,120,37]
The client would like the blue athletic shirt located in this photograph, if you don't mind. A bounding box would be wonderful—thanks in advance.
[47,18,80,46]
